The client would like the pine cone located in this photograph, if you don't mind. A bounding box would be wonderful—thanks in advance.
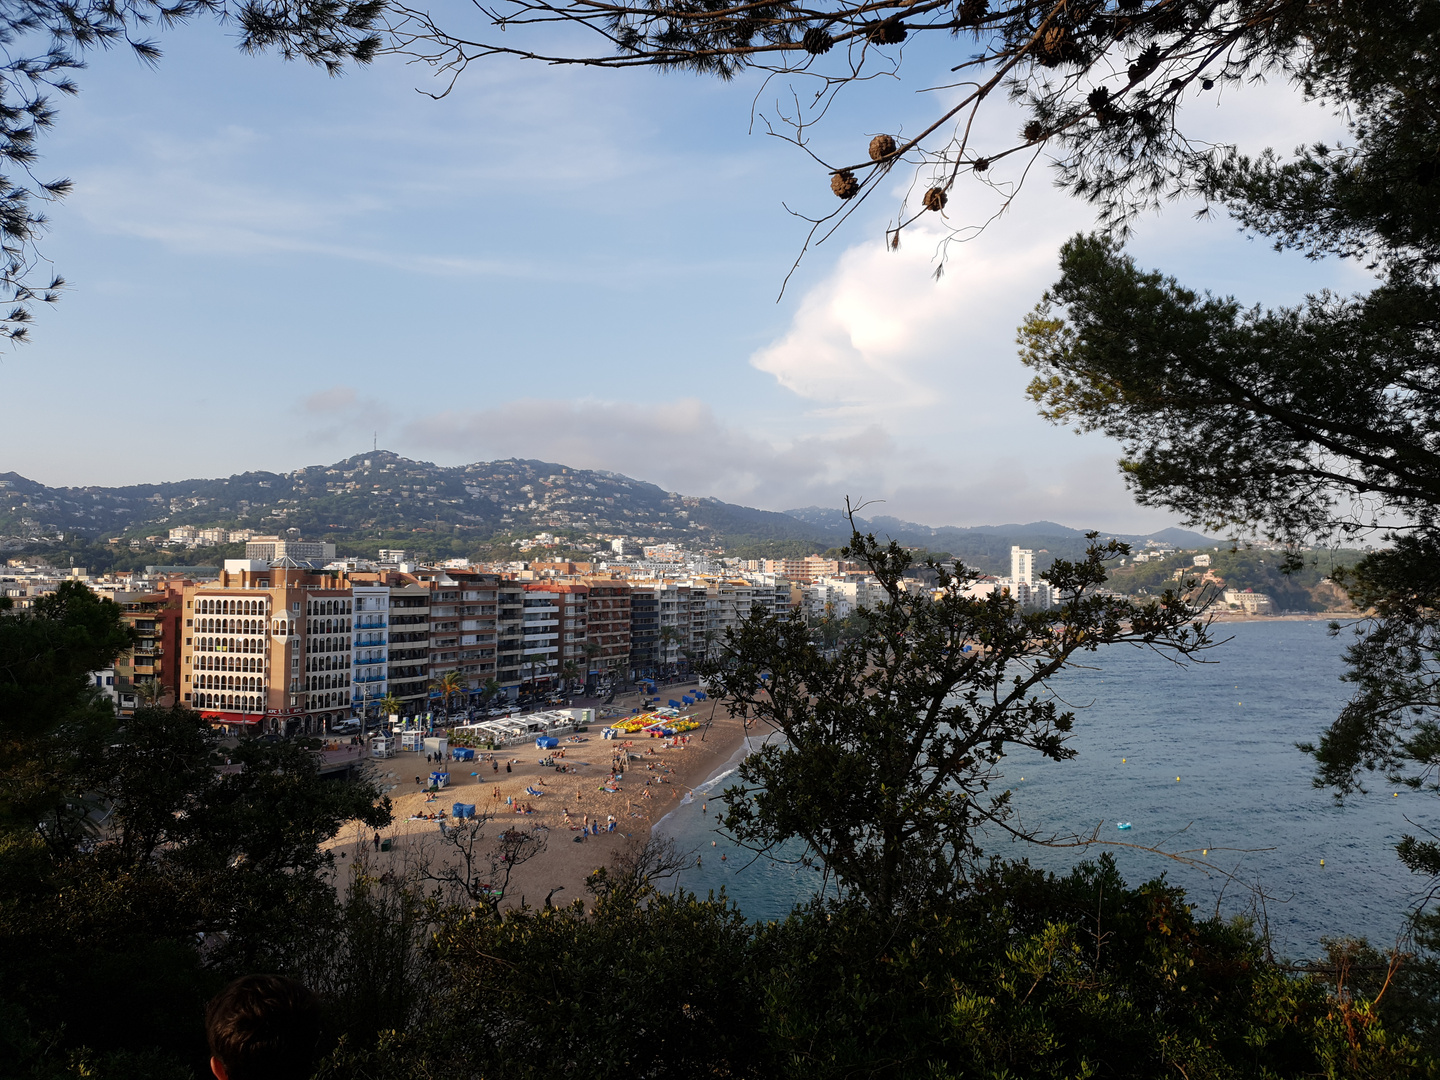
[831,170,860,199]
[802,27,834,54]
[958,0,989,26]
[1037,25,1067,66]
[869,134,898,161]
[922,186,947,212]
[1023,120,1044,142]
[868,18,907,44]
[1127,44,1161,83]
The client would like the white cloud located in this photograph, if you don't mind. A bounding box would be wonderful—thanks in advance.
[750,216,1069,419]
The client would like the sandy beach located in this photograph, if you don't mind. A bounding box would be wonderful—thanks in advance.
[325,681,753,908]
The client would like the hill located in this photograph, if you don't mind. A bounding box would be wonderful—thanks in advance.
[784,507,1217,574]
[1,452,1216,574]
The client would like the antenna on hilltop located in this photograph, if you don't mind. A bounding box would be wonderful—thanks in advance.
[373,431,377,452]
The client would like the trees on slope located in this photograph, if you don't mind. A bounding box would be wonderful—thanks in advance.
[0,582,391,1075]
[705,519,1211,913]
[1015,6,1440,903]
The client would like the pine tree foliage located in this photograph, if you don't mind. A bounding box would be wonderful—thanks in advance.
[705,519,1212,913]
[387,0,1421,258]
[1014,4,1440,904]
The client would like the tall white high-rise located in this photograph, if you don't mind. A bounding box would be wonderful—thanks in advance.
[1010,546,1035,585]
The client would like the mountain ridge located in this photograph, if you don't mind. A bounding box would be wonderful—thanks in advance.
[1,452,1215,574]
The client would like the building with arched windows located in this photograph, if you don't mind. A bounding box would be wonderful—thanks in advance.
[180,560,357,736]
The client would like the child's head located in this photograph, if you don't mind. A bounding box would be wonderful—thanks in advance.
[205,975,322,1080]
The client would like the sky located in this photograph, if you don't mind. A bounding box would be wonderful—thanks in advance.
[2,16,1372,532]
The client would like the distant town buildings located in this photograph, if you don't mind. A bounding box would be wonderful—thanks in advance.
[243,536,337,562]
[4,529,1303,740]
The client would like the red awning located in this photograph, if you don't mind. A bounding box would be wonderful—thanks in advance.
[201,711,261,725]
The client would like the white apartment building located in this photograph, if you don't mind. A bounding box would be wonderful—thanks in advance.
[802,581,851,620]
[1011,546,1035,585]
[245,537,338,562]
[685,584,710,662]
[351,584,390,717]
[811,575,888,613]
[1222,588,1276,614]
[519,588,561,684]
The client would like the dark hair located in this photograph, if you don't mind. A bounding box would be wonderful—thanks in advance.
[205,975,323,1080]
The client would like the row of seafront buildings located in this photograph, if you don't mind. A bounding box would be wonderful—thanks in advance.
[3,544,1055,737]
[166,558,794,736]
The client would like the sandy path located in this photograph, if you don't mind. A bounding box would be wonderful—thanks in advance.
[327,683,752,909]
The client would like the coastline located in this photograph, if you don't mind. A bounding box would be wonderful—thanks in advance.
[327,682,754,909]
[1205,610,1359,623]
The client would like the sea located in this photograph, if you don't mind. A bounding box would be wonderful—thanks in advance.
[656,619,1433,959]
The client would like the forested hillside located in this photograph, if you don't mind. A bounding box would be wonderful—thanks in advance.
[5,451,1214,574]
[1104,547,1365,612]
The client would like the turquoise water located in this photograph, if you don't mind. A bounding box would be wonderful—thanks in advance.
[657,620,1432,958]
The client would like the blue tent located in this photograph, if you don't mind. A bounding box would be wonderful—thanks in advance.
[452,803,476,819]
[429,771,450,788]
[452,747,475,762]
[668,699,681,709]
[682,695,694,705]
[536,736,559,750]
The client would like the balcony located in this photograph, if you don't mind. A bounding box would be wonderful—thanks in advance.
[354,673,387,685]
[356,618,388,630]
[354,656,386,666]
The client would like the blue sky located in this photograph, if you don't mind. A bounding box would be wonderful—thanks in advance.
[4,19,1368,531]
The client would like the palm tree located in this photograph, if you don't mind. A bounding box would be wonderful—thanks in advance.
[561,659,581,693]
[657,626,680,675]
[478,677,501,707]
[430,671,468,725]
[378,692,403,720]
[133,679,163,707]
